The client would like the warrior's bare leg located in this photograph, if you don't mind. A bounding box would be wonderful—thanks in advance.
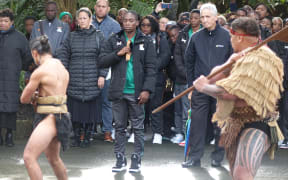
[233,128,270,180]
[44,137,67,180]
[23,114,67,180]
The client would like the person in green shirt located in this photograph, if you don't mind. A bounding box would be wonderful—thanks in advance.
[99,10,157,173]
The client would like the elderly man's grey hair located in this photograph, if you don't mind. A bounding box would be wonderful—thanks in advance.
[200,3,218,16]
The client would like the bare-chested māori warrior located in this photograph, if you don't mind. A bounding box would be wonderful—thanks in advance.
[21,35,72,180]
[194,17,284,180]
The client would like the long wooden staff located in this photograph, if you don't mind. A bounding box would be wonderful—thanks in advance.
[152,26,288,114]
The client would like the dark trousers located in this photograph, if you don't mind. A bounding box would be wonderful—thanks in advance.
[0,112,17,130]
[112,94,145,156]
[162,91,175,137]
[150,86,165,134]
[188,91,225,162]
[279,89,288,140]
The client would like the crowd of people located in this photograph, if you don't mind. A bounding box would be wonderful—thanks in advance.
[0,0,288,179]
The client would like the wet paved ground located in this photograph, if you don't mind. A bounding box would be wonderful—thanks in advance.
[0,134,288,180]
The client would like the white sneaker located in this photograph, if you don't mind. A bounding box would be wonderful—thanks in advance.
[210,138,215,145]
[128,133,135,143]
[152,133,162,144]
[111,129,115,140]
[170,134,184,144]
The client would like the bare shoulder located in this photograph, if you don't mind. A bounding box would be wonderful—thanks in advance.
[52,58,68,70]
[30,65,45,79]
[52,58,69,77]
[44,58,67,72]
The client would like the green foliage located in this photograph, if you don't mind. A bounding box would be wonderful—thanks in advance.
[131,0,154,16]
[77,0,95,10]
[19,71,26,92]
[1,0,45,33]
[77,0,158,15]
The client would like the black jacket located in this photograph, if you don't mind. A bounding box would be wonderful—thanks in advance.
[56,26,107,101]
[185,24,233,87]
[270,41,288,83]
[0,27,32,112]
[154,32,171,87]
[259,25,288,84]
[166,40,177,82]
[98,29,157,101]
[174,24,192,84]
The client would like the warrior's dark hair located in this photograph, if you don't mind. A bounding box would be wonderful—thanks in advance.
[0,8,14,21]
[140,15,159,34]
[30,35,52,55]
[231,17,260,37]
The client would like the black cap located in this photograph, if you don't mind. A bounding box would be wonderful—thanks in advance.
[179,12,190,22]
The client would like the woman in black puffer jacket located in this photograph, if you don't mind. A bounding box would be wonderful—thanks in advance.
[56,7,107,147]
[139,15,171,144]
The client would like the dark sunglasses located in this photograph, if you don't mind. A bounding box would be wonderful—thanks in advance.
[141,23,151,27]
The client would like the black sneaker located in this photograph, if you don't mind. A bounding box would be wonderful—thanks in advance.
[129,154,141,173]
[112,153,127,172]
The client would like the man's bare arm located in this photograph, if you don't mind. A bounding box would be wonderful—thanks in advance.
[208,65,231,84]
[201,84,238,100]
[20,70,41,104]
[193,75,238,100]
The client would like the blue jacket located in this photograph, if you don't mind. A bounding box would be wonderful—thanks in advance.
[92,15,121,40]
[185,24,233,87]
[31,18,70,56]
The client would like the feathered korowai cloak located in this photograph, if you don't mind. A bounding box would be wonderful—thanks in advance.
[212,46,284,171]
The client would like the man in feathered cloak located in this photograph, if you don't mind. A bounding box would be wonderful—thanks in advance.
[193,17,284,180]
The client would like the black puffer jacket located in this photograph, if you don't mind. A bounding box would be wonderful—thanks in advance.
[174,24,191,84]
[0,27,32,112]
[98,29,157,101]
[154,32,171,87]
[56,26,107,101]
